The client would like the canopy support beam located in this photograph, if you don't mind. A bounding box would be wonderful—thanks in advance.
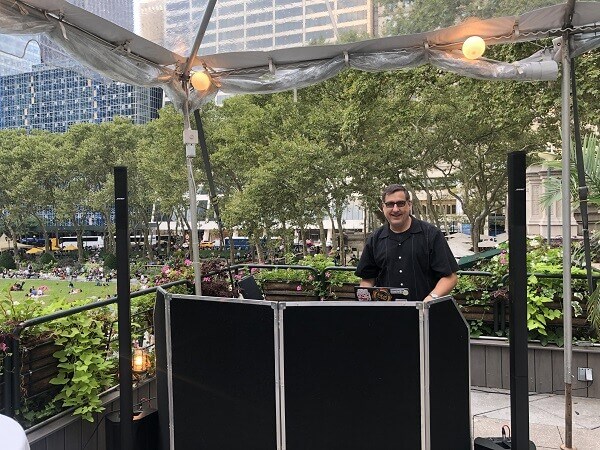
[181,0,217,295]
[560,33,574,450]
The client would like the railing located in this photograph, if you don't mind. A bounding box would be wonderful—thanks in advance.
[1,280,187,418]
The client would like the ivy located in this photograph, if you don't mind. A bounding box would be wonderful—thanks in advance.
[50,304,115,422]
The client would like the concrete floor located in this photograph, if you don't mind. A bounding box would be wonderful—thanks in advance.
[471,387,600,450]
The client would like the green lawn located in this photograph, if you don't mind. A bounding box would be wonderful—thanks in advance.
[0,278,117,303]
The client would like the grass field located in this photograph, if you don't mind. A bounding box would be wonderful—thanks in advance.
[0,278,117,304]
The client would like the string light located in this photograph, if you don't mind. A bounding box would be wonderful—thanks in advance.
[190,70,212,92]
[462,36,486,59]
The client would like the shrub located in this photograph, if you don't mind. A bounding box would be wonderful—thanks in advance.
[39,252,55,267]
[0,252,16,269]
[103,253,117,270]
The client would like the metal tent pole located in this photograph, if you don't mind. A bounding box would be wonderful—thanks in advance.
[182,95,202,295]
[570,58,595,294]
[560,33,574,450]
[180,0,217,295]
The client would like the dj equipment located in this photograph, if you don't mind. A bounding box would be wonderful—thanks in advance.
[155,293,470,450]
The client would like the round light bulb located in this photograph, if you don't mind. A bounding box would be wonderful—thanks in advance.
[462,36,486,60]
[191,70,212,92]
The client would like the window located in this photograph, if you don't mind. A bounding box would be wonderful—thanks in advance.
[275,34,303,46]
[275,6,302,19]
[247,25,272,37]
[275,21,302,33]
[306,15,331,28]
[220,16,244,29]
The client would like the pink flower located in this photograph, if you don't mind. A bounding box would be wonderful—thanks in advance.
[250,268,258,274]
[325,271,331,278]
[296,285,302,291]
[308,275,314,281]
[184,259,192,266]
[161,265,170,274]
[0,342,7,352]
[203,277,212,282]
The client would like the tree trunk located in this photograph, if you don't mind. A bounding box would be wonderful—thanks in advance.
[327,211,337,256]
[166,219,172,258]
[336,213,346,265]
[318,219,327,256]
[9,226,20,263]
[76,228,84,263]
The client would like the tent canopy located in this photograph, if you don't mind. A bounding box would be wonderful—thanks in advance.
[2,1,600,109]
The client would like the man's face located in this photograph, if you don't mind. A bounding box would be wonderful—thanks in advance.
[382,190,412,232]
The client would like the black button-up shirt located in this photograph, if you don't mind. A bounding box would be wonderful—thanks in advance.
[355,218,459,301]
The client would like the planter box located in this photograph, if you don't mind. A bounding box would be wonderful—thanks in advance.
[454,292,499,323]
[327,282,356,301]
[26,378,157,450]
[1,338,61,411]
[261,281,319,301]
[470,338,600,399]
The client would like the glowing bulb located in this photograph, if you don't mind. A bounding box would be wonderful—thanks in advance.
[462,36,486,60]
[132,348,147,373]
[190,70,212,92]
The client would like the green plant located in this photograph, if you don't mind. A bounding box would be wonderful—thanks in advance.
[50,300,116,422]
[103,253,117,270]
[541,133,600,209]
[0,251,16,269]
[468,237,596,341]
[325,269,360,287]
[39,252,55,267]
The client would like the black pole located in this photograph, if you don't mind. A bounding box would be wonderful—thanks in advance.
[194,109,235,288]
[115,166,133,450]
[570,58,595,294]
[508,151,530,449]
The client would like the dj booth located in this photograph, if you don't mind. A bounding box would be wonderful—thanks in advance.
[154,291,471,450]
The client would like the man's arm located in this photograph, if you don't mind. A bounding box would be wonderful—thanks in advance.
[424,272,458,301]
[359,278,375,287]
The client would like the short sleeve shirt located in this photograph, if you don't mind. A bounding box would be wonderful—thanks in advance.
[355,218,459,301]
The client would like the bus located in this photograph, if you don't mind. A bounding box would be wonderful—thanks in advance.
[130,235,158,247]
[220,237,250,251]
[60,235,104,249]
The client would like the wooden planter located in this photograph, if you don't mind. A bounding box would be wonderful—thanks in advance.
[0,337,61,409]
[453,291,497,322]
[261,281,319,302]
[327,282,357,301]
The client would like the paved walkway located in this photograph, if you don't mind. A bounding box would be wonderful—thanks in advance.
[471,388,600,449]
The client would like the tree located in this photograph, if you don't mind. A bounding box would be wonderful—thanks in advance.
[136,105,189,258]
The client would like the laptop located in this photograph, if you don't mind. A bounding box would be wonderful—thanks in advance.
[354,286,410,302]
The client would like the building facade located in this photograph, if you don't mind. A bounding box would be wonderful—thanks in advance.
[0,65,163,132]
[163,0,377,56]
[0,35,41,76]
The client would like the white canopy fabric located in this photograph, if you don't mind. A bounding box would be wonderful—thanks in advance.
[2,1,600,110]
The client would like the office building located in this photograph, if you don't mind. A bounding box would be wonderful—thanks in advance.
[40,0,135,65]
[0,65,162,132]
[137,0,166,46]
[0,35,41,76]
[163,0,378,56]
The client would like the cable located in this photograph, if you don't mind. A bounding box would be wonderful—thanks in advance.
[82,412,112,450]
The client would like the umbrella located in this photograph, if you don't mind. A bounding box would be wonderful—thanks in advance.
[0,233,32,251]
[26,247,44,255]
[62,244,78,251]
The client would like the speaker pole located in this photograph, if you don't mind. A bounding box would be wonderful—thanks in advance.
[115,166,133,450]
[507,151,530,449]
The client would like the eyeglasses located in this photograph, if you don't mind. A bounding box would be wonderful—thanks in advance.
[383,200,408,209]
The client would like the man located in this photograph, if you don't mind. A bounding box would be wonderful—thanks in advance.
[355,184,458,302]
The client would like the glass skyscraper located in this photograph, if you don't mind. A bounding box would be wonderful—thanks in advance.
[0,35,41,76]
[0,65,162,132]
[0,0,162,133]
[163,0,377,56]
